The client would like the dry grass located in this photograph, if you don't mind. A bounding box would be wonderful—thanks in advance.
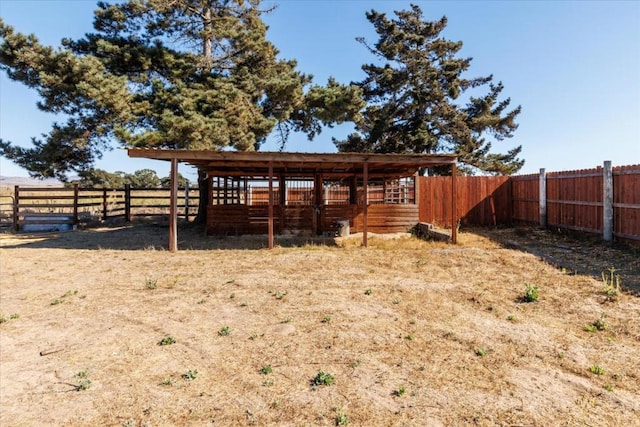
[1,225,639,426]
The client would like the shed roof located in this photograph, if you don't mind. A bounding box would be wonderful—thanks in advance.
[127,149,457,178]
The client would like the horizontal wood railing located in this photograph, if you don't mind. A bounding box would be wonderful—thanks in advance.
[10,185,199,231]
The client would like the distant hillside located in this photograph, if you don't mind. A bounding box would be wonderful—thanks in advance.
[0,176,64,188]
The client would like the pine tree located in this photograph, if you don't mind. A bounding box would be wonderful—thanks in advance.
[334,5,523,175]
[0,0,362,221]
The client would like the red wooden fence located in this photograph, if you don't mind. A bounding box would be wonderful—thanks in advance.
[418,176,510,227]
[419,164,640,244]
[511,174,539,224]
[546,167,603,234]
[613,165,640,242]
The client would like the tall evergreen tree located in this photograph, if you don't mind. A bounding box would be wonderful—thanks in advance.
[0,0,362,221]
[334,4,523,174]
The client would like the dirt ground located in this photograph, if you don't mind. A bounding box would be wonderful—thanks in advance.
[0,223,639,426]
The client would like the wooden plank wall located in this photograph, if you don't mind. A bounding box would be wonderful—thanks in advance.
[546,167,602,234]
[511,174,539,224]
[320,205,357,234]
[418,165,640,244]
[613,165,640,242]
[353,204,419,233]
[418,176,511,227]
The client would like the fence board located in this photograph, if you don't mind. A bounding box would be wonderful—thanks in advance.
[511,174,539,224]
[546,167,603,235]
[418,176,510,227]
[613,165,640,241]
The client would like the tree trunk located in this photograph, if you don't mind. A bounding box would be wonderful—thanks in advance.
[194,169,210,225]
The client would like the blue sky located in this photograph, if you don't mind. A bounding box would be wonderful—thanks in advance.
[1,0,638,181]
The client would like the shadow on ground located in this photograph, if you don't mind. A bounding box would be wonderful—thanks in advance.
[470,226,640,295]
[3,221,638,294]
[0,221,340,251]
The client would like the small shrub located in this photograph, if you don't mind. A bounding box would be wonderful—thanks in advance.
[161,378,173,386]
[475,348,487,357]
[364,289,372,296]
[604,383,614,392]
[0,316,6,324]
[282,316,292,324]
[259,365,273,375]
[312,370,334,386]
[589,365,605,375]
[507,314,515,321]
[9,313,19,319]
[145,279,157,290]
[75,369,91,391]
[249,333,258,340]
[51,299,63,306]
[321,316,332,323]
[335,409,349,426]
[522,283,539,303]
[405,333,414,341]
[182,369,198,381]
[602,267,622,298]
[585,313,608,332]
[394,386,406,397]
[77,379,92,391]
[159,336,176,346]
[274,291,287,300]
[218,326,231,336]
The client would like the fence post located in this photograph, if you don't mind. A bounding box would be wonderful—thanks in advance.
[539,168,546,227]
[184,181,190,221]
[125,184,131,222]
[13,185,19,232]
[102,189,108,220]
[603,160,613,242]
[73,184,79,227]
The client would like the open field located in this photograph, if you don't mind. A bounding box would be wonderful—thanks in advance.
[1,224,639,426]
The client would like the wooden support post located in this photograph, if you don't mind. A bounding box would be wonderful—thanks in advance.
[539,168,547,227]
[223,177,229,205]
[349,176,357,205]
[72,184,79,227]
[124,184,131,222]
[603,160,613,242]
[184,181,190,221]
[169,158,178,252]
[451,163,458,244]
[314,172,323,235]
[279,174,286,206]
[279,173,286,233]
[363,161,368,247]
[13,185,19,232]
[102,189,108,220]
[268,162,274,249]
[413,172,419,205]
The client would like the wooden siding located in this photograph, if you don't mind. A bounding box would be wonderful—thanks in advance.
[353,204,419,233]
[320,205,358,234]
[546,167,603,234]
[207,203,418,235]
[418,176,510,227]
[418,165,640,244]
[614,165,640,241]
[511,174,539,224]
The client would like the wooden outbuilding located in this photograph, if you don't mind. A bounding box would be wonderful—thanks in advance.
[127,149,458,251]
